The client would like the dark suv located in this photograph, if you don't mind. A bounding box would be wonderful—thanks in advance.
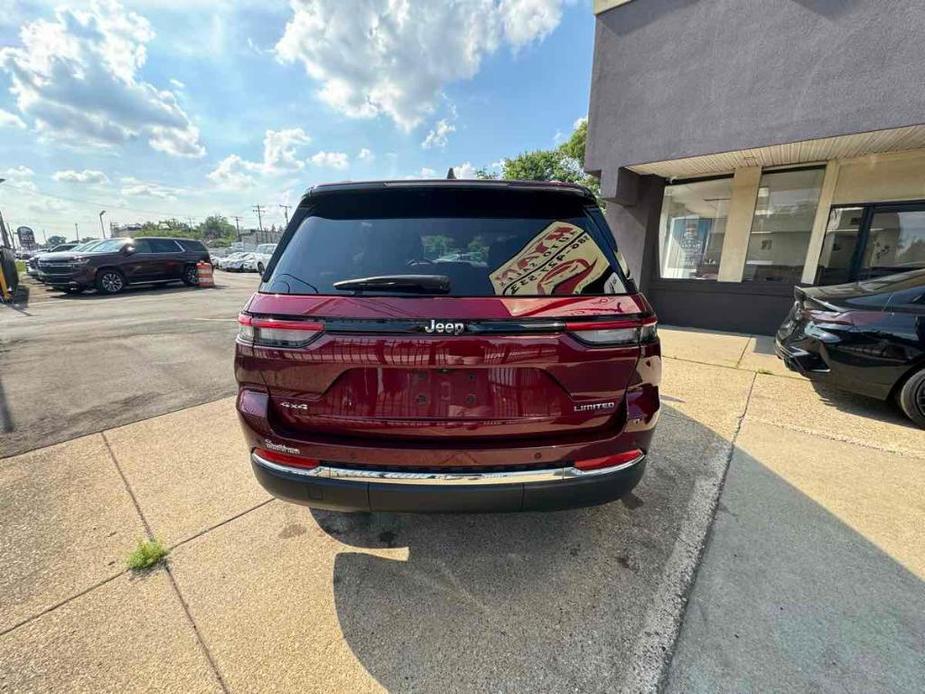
[36,237,209,294]
[235,180,661,513]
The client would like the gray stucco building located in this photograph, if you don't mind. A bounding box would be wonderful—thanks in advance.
[586,0,925,333]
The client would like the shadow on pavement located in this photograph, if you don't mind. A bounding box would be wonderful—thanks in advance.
[309,406,732,691]
[809,380,917,430]
[309,403,923,692]
[666,440,925,693]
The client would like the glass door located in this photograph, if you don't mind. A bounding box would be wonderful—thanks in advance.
[858,205,925,280]
[815,202,925,285]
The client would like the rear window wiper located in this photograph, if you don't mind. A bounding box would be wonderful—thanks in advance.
[332,274,450,294]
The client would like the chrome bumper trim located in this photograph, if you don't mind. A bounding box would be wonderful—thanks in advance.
[251,451,645,486]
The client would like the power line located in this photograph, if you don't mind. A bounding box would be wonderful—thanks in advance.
[252,204,265,232]
[279,203,291,226]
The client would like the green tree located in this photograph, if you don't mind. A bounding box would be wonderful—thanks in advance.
[479,118,600,200]
[199,215,236,241]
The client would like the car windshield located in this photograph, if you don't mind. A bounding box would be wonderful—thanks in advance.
[85,239,129,253]
[265,189,626,297]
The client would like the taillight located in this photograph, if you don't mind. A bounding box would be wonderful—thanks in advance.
[254,447,320,469]
[575,448,644,471]
[565,318,657,346]
[238,314,324,348]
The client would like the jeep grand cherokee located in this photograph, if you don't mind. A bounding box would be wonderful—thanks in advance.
[235,180,661,512]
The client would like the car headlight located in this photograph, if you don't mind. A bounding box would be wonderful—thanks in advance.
[68,257,91,266]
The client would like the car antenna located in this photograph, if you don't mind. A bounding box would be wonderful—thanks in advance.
[446,167,456,180]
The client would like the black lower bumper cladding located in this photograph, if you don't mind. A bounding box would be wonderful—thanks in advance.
[251,455,646,513]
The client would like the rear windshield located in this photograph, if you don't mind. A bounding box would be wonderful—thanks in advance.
[264,189,627,297]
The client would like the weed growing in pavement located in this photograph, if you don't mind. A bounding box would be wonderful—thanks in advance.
[126,538,169,570]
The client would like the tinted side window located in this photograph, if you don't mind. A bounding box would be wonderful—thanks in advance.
[150,239,181,253]
[178,240,206,252]
[134,239,155,253]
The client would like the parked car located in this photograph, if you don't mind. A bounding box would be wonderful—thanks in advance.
[35,236,209,294]
[26,242,81,278]
[235,179,661,513]
[214,252,241,270]
[222,252,256,272]
[245,243,278,274]
[777,269,925,427]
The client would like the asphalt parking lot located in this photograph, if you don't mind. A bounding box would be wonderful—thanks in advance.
[0,272,259,458]
[1,281,923,692]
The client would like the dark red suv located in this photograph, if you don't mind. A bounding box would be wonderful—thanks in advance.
[235,180,661,512]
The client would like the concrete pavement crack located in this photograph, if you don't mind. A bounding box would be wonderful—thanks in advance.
[101,431,231,694]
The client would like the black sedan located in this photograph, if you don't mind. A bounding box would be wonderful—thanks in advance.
[777,269,925,427]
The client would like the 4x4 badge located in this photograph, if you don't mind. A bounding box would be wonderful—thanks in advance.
[423,319,466,335]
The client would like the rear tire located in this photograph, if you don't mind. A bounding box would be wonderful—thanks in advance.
[897,368,925,428]
[257,262,265,274]
[95,269,125,295]
[182,264,199,286]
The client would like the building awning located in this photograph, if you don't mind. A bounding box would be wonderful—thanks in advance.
[627,124,925,179]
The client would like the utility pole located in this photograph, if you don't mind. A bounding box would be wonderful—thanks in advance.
[99,210,106,239]
[279,204,291,227]
[74,222,79,242]
[188,216,194,231]
[252,205,265,232]
[232,215,242,243]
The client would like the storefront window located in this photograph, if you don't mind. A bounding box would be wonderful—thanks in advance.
[658,177,731,280]
[743,167,824,283]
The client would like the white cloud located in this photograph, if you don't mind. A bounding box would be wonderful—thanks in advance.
[1,165,37,191]
[207,154,256,190]
[169,78,185,90]
[573,115,587,129]
[421,118,456,149]
[309,150,349,169]
[207,128,313,190]
[357,147,373,162]
[120,176,181,199]
[275,0,565,130]
[263,128,312,172]
[420,167,437,178]
[0,108,25,128]
[53,169,110,184]
[0,1,205,157]
[452,162,478,179]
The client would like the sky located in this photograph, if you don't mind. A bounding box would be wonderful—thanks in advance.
[0,0,594,241]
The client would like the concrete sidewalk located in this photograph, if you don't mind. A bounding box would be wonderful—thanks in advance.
[658,328,925,693]
[0,326,922,692]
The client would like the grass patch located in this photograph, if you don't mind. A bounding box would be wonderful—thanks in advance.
[15,260,26,274]
[126,538,169,570]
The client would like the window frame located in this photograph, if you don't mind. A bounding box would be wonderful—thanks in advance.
[820,200,925,284]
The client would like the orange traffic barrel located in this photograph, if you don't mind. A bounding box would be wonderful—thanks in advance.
[197,260,215,288]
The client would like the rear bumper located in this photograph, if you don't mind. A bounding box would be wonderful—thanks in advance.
[251,450,646,513]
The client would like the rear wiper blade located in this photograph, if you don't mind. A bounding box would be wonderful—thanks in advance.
[332,274,451,294]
